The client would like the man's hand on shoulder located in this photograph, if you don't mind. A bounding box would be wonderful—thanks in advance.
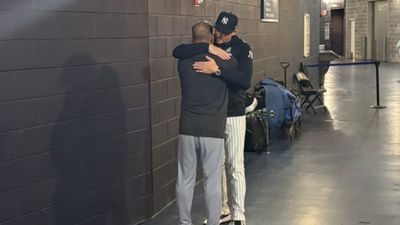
[209,44,231,60]
[193,56,219,75]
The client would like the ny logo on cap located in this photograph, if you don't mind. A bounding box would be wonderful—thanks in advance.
[221,17,229,24]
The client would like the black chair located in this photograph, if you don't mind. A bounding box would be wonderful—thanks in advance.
[294,72,327,114]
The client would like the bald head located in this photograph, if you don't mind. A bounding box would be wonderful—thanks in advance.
[192,21,213,43]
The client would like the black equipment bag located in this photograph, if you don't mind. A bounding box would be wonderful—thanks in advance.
[244,109,268,152]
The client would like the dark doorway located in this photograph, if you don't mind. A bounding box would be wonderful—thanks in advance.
[330,9,344,56]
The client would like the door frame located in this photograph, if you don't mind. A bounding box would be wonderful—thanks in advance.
[367,0,389,61]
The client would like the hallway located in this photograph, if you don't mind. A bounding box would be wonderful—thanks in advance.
[143,63,400,225]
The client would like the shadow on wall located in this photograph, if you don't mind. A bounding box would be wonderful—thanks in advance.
[0,0,153,223]
[49,54,130,225]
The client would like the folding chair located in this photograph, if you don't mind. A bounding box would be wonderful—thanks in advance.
[294,72,327,114]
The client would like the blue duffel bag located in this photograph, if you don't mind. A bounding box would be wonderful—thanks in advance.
[260,78,301,138]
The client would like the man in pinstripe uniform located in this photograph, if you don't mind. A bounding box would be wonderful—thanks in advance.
[173,12,253,225]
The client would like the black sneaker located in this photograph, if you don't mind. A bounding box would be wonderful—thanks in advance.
[203,214,231,225]
[231,220,246,225]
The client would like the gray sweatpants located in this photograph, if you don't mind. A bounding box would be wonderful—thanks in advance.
[176,135,224,225]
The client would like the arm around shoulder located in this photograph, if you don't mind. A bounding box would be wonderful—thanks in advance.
[218,43,253,90]
[172,43,209,59]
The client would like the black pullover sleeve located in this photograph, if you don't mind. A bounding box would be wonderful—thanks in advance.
[219,43,253,90]
[172,43,209,59]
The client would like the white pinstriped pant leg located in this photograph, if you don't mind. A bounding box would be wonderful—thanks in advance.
[223,115,246,221]
[221,151,230,215]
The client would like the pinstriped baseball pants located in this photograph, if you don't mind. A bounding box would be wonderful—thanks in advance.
[221,115,246,221]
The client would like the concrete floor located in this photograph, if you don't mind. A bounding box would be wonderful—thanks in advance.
[143,62,400,225]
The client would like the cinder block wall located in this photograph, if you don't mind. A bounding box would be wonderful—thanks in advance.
[345,0,368,59]
[0,0,320,224]
[0,1,153,225]
[345,0,400,62]
[387,0,400,62]
[147,0,184,213]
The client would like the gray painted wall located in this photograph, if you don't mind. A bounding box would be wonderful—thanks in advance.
[0,0,320,224]
[345,0,400,62]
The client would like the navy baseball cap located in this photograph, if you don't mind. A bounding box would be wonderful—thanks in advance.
[215,12,238,35]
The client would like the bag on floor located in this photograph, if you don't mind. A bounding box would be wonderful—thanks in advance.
[260,78,301,138]
[245,109,268,152]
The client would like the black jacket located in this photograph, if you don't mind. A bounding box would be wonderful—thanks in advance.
[178,51,237,138]
[173,36,253,116]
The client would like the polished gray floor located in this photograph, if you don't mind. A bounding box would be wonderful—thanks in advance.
[143,62,400,225]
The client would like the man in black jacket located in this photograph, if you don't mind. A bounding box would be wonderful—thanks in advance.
[173,12,253,225]
[176,21,237,225]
